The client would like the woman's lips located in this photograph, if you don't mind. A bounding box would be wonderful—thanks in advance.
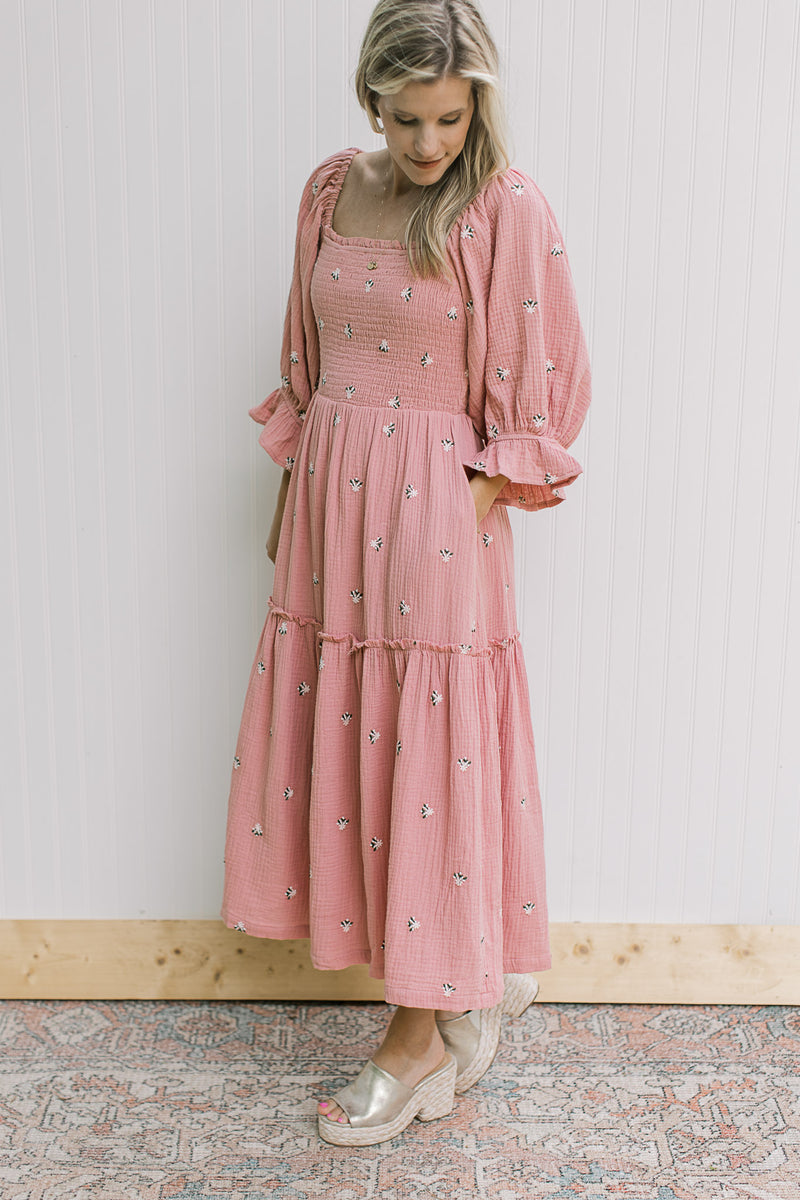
[409,155,444,169]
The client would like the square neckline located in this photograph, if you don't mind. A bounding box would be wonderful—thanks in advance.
[324,149,409,251]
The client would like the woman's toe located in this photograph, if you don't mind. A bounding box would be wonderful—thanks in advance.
[319,1097,347,1123]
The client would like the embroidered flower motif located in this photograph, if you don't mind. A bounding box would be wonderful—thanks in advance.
[383,422,396,437]
[290,350,299,363]
[496,366,510,381]
[421,803,434,818]
[442,982,456,995]
[341,712,352,725]
[298,409,306,420]
[337,817,349,829]
[344,322,353,338]
[234,921,246,932]
[318,655,325,671]
[447,307,458,321]
[318,317,324,331]
[523,901,536,914]
[544,473,555,485]
[308,461,315,475]
[439,548,453,561]
[399,600,410,615]
[523,298,538,313]
[404,483,418,499]
[532,413,546,429]
[350,589,363,604]
[408,916,421,931]
[453,871,468,886]
[333,411,341,426]
[482,532,493,547]
[472,460,487,471]
[297,681,310,696]
[545,359,555,374]
[420,352,433,367]
[321,373,327,387]
[349,477,363,491]
[370,536,384,551]
[278,620,288,635]
[368,729,380,744]
[257,660,265,674]
[396,740,402,755]
[487,423,499,439]
[510,181,525,196]
[379,339,389,352]
[518,494,526,503]
[233,756,241,769]
[466,299,474,313]
[554,488,560,497]
[311,179,319,195]
[551,242,564,256]
[370,836,383,851]
[331,268,340,280]
[345,385,356,398]
[431,690,443,706]
[312,572,319,586]
[252,823,263,836]
[284,456,295,470]
[521,795,527,808]
[281,375,290,388]
[459,643,472,654]
[441,437,454,451]
[401,286,412,302]
[388,394,400,408]
[283,785,294,800]
[457,757,472,771]
[365,279,375,291]
[461,224,475,239]
[340,919,353,932]
[285,886,297,899]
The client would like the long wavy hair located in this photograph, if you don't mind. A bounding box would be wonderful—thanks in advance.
[354,0,511,278]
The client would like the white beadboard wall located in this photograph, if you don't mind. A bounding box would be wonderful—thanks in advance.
[1,0,798,928]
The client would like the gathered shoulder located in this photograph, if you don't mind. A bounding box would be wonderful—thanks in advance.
[298,147,358,212]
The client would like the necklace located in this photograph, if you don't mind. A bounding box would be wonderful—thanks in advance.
[367,167,389,271]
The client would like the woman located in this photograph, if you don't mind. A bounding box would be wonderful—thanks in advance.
[221,0,591,1146]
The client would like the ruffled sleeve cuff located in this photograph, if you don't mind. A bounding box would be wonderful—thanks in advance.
[466,433,584,512]
[249,389,305,471]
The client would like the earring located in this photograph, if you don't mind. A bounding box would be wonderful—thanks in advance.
[376,121,384,133]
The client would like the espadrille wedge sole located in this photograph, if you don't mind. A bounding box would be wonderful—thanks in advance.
[435,973,540,1094]
[317,1051,457,1146]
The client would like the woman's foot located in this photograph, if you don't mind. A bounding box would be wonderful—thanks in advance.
[318,1006,448,1125]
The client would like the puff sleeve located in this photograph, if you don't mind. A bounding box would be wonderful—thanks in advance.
[248,163,324,470]
[461,170,591,511]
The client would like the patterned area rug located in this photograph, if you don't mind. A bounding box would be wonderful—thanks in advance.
[1,999,798,1198]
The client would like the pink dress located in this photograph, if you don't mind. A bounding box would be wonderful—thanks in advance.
[220,147,591,1010]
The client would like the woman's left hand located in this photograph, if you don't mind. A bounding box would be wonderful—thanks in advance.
[467,468,510,526]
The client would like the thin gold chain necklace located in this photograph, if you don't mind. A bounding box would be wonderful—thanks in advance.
[367,166,389,271]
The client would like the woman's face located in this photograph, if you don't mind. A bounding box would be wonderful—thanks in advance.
[375,75,475,187]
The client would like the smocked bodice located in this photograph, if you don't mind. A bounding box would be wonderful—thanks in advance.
[310,227,470,414]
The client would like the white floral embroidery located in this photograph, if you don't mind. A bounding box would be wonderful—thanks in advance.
[340,919,353,932]
[521,795,527,808]
[365,279,375,291]
[441,437,454,451]
[399,600,410,615]
[371,837,383,851]
[283,785,294,800]
[442,982,456,995]
[447,307,458,320]
[318,317,324,331]
[350,588,363,603]
[523,901,536,914]
[544,473,555,485]
[431,690,443,706]
[257,660,265,674]
[311,179,319,195]
[333,411,341,426]
[453,871,468,886]
[349,477,363,491]
[532,413,546,429]
[388,395,401,408]
[523,298,538,313]
[312,572,319,586]
[439,548,453,561]
[510,181,525,195]
[487,423,499,439]
[472,460,487,470]
[285,886,297,899]
[379,339,389,352]
[551,243,564,256]
[345,385,356,398]
[420,352,433,367]
[459,643,472,653]
[278,621,288,635]
[421,803,434,818]
[281,375,290,388]
[233,756,241,769]
[290,350,299,363]
[308,461,314,475]
[234,921,246,932]
[368,728,380,744]
[344,322,353,338]
[496,366,510,381]
[370,536,384,551]
[337,817,349,829]
[298,409,306,420]
[331,268,340,280]
[466,299,474,313]
[252,823,263,836]
[408,916,421,931]
[318,655,325,671]
[396,740,402,755]
[341,712,352,725]
[545,359,555,374]
[297,681,310,696]
[482,532,494,547]
[383,422,396,437]
[284,456,294,470]
[461,224,475,240]
[401,286,412,302]
[457,757,472,771]
[404,483,418,498]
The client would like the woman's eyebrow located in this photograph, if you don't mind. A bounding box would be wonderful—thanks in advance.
[389,107,466,118]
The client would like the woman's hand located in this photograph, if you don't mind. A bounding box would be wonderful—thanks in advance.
[467,468,510,526]
[266,468,292,563]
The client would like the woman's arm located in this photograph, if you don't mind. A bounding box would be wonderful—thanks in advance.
[266,468,292,562]
[466,467,511,526]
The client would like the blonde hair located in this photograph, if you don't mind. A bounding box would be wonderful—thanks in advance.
[354,0,511,278]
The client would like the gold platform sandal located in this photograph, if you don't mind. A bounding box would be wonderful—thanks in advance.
[317,1051,457,1146]
[435,972,540,1095]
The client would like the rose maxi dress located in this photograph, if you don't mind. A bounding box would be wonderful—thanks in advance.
[221,147,591,1011]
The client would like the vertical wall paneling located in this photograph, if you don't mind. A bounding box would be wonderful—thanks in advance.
[1,0,798,927]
